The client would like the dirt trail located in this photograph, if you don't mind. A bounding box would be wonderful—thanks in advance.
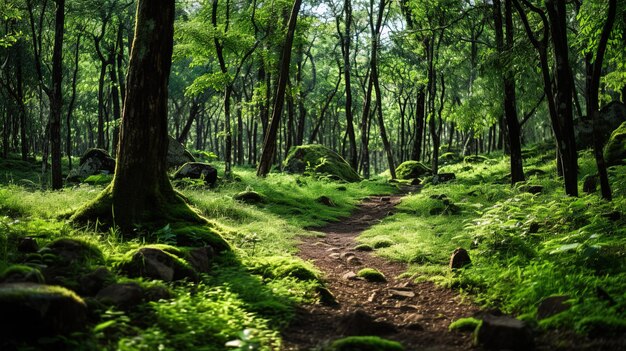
[282,190,479,350]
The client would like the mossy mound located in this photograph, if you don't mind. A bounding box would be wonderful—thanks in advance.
[0,283,87,338]
[604,121,626,166]
[233,190,265,204]
[449,317,481,332]
[247,256,321,282]
[42,238,104,265]
[357,268,387,282]
[0,264,45,284]
[283,144,360,182]
[463,155,491,163]
[329,336,404,351]
[70,186,230,251]
[394,161,432,180]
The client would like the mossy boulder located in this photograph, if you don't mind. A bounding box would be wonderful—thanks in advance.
[233,190,265,204]
[575,101,626,150]
[67,148,116,182]
[118,246,198,282]
[172,162,218,186]
[394,161,431,180]
[283,144,360,182]
[0,265,45,284]
[40,238,104,266]
[0,283,87,338]
[248,256,321,282]
[329,336,404,351]
[357,268,386,282]
[604,121,626,166]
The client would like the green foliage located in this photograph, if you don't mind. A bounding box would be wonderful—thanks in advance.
[604,121,626,166]
[328,336,404,351]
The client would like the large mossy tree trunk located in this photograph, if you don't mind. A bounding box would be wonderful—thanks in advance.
[72,0,220,242]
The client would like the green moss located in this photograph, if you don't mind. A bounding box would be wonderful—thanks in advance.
[283,144,360,182]
[70,185,230,251]
[357,268,387,282]
[575,316,626,336]
[233,190,265,204]
[0,265,45,284]
[0,283,85,306]
[329,336,404,351]
[247,256,321,282]
[354,244,374,251]
[395,161,431,180]
[83,174,113,185]
[604,121,626,166]
[372,239,394,249]
[448,317,481,332]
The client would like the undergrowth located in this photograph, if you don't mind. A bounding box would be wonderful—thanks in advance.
[0,159,394,350]
[361,147,626,336]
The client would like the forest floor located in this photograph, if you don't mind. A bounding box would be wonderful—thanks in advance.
[282,187,480,350]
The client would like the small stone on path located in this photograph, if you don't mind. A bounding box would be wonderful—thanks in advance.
[342,271,358,280]
[346,256,362,266]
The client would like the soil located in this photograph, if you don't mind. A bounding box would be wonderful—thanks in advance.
[281,189,480,350]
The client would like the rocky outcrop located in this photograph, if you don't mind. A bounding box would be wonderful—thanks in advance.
[449,248,471,270]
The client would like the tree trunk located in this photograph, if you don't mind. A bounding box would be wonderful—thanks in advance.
[545,0,578,196]
[257,0,302,176]
[66,30,82,170]
[495,0,524,184]
[50,0,65,190]
[72,0,212,234]
[411,87,425,161]
[341,0,358,170]
[585,0,616,200]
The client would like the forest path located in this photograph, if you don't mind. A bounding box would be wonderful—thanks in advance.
[281,188,479,350]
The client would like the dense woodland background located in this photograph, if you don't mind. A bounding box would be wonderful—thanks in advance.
[1,0,625,190]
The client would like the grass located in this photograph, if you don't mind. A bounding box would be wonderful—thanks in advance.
[0,158,395,350]
[359,146,626,336]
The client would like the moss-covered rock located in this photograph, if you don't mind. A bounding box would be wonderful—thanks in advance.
[394,161,432,180]
[604,121,626,166]
[0,265,45,284]
[449,317,481,332]
[329,336,404,351]
[248,256,321,282]
[172,162,218,186]
[233,190,265,204]
[41,238,104,266]
[357,268,386,282]
[118,246,198,282]
[0,283,87,338]
[283,144,360,182]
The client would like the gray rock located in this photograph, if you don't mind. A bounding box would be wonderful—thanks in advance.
[167,135,195,168]
[316,195,336,207]
[433,172,456,184]
[78,267,113,296]
[474,314,534,350]
[0,283,87,338]
[173,162,217,186]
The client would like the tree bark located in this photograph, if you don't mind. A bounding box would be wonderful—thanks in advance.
[495,0,525,184]
[50,0,65,190]
[339,0,358,170]
[411,87,425,161]
[586,0,616,200]
[257,0,302,176]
